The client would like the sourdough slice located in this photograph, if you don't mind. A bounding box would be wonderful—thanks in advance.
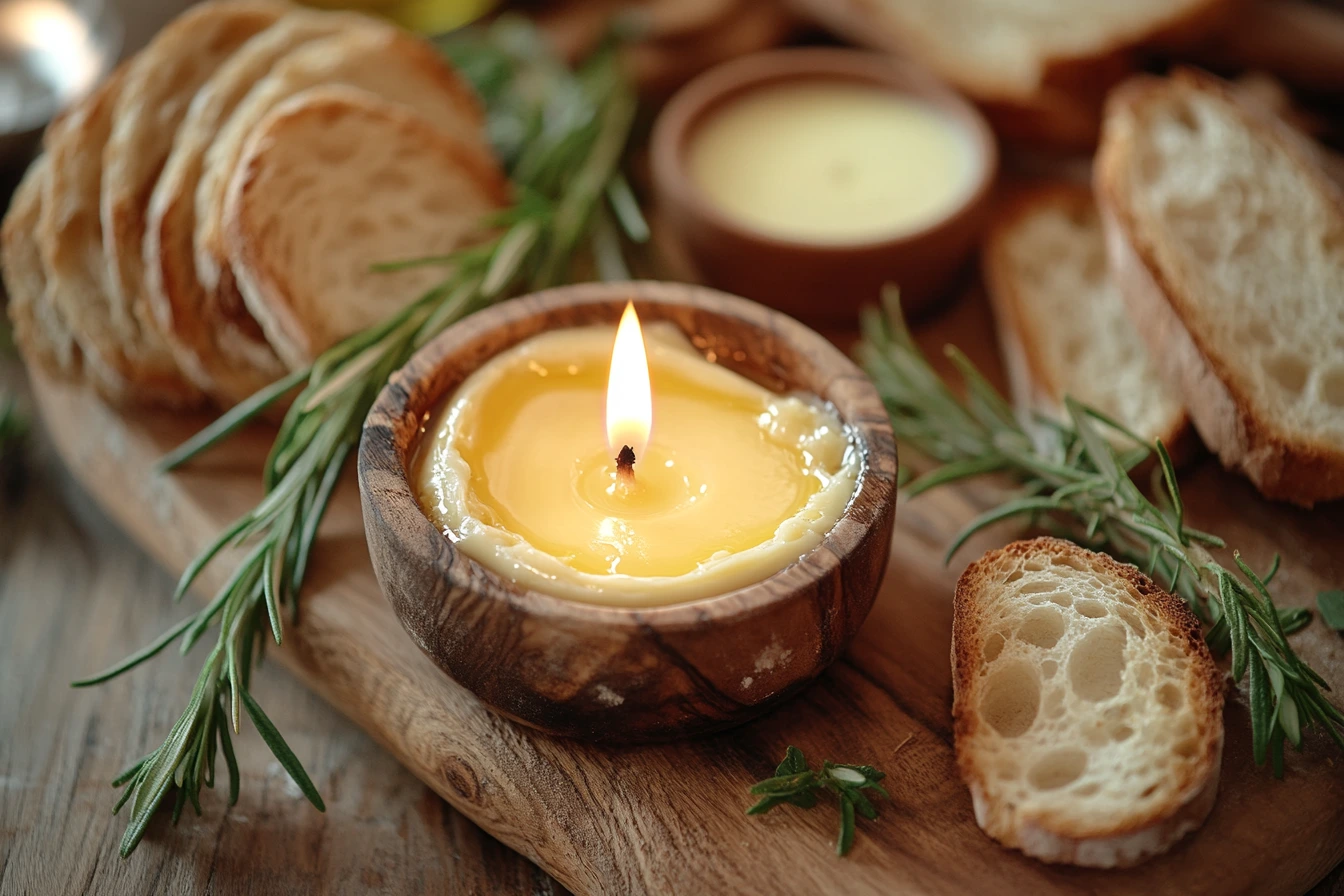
[983,184,1191,455]
[1095,70,1344,506]
[788,0,1229,104]
[2,157,80,376]
[223,87,507,367]
[38,66,139,403]
[144,8,379,404]
[195,25,486,371]
[952,537,1222,869]
[100,0,286,405]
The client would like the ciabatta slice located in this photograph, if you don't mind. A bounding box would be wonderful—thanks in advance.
[144,8,380,404]
[983,184,1191,455]
[953,538,1223,868]
[223,87,507,367]
[1096,70,1344,506]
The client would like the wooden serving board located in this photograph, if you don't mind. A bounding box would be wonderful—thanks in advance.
[30,290,1344,896]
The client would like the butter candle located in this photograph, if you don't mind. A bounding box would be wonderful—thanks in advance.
[413,303,858,607]
[687,81,976,244]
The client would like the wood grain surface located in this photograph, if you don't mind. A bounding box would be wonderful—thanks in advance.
[0,356,567,895]
[361,282,896,740]
[19,289,1344,896]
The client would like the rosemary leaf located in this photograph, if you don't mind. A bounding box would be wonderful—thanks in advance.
[1318,590,1344,631]
[857,293,1344,774]
[78,18,645,856]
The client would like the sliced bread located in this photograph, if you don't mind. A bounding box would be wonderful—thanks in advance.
[37,66,139,403]
[99,0,286,405]
[194,25,486,369]
[144,8,379,404]
[952,537,1222,868]
[2,156,79,376]
[1095,70,1344,506]
[983,183,1191,455]
[223,87,508,367]
[788,0,1229,104]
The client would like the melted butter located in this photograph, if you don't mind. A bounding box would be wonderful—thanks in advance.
[414,324,860,606]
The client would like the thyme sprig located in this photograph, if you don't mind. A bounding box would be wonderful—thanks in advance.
[747,746,893,856]
[856,289,1344,775]
[74,18,646,857]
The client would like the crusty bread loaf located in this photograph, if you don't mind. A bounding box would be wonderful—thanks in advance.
[983,184,1191,454]
[1095,70,1344,506]
[194,25,486,368]
[791,0,1229,103]
[952,537,1223,869]
[144,8,379,404]
[37,66,139,403]
[99,0,286,405]
[2,157,79,375]
[223,87,508,367]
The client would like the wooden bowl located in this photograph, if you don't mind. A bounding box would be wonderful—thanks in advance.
[651,48,998,324]
[359,281,897,742]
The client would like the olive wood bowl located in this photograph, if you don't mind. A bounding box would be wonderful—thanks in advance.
[651,48,998,324]
[358,281,897,742]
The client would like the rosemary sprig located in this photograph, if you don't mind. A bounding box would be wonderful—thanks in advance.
[74,18,647,857]
[856,288,1344,775]
[747,746,893,856]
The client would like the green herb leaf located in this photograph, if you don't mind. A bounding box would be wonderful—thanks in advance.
[856,292,1344,776]
[1317,590,1344,630]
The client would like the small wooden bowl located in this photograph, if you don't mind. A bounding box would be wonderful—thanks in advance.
[651,48,998,324]
[359,281,897,742]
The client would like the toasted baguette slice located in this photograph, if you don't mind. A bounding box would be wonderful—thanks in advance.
[224,87,508,367]
[952,537,1222,869]
[789,0,1228,104]
[194,26,485,370]
[2,156,79,376]
[99,0,286,406]
[1095,70,1344,506]
[38,65,139,403]
[144,8,381,404]
[983,184,1191,455]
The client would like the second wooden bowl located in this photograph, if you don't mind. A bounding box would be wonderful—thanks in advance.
[359,281,897,742]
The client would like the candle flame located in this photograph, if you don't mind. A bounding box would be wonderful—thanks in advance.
[606,301,651,461]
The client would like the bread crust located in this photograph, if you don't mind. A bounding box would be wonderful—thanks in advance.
[143,9,379,405]
[223,88,509,368]
[982,183,1195,462]
[1095,70,1344,506]
[2,157,80,376]
[193,24,487,369]
[952,537,1224,868]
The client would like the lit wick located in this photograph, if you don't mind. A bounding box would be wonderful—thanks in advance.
[616,445,637,486]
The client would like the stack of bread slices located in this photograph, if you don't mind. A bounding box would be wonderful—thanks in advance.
[2,0,508,409]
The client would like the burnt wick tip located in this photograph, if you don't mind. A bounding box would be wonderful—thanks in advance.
[616,445,637,470]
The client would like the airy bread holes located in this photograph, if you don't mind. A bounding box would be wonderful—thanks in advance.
[1264,353,1310,396]
[1319,368,1344,408]
[1068,623,1127,701]
[1028,748,1088,791]
[982,661,1040,738]
[1018,606,1067,648]
[983,631,1007,662]
[1073,598,1108,618]
[1157,682,1183,711]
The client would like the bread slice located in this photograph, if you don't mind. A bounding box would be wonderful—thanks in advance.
[2,156,80,376]
[789,0,1229,104]
[99,0,285,405]
[983,184,1191,456]
[144,8,380,404]
[194,25,485,370]
[952,537,1223,869]
[37,65,139,403]
[1095,70,1344,506]
[223,86,507,367]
